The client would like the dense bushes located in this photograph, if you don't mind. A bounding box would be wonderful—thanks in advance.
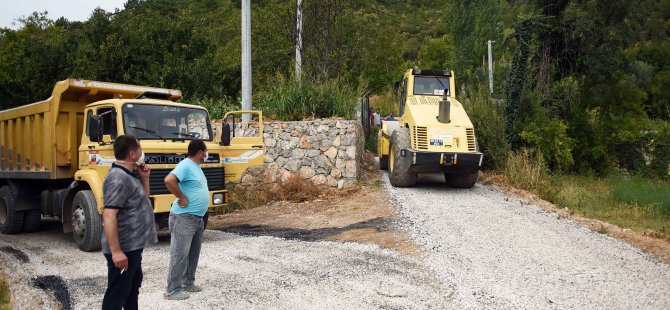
[255,76,359,121]
[191,75,360,121]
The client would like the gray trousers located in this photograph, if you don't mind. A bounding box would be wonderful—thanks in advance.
[167,213,204,294]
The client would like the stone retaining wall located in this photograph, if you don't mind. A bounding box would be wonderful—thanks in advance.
[214,120,364,190]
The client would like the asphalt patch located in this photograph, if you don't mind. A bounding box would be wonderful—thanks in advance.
[0,246,29,263]
[216,217,396,241]
[32,275,72,310]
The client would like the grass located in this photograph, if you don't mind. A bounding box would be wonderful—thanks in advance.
[365,126,379,154]
[0,276,10,310]
[502,148,549,192]
[545,174,670,235]
[500,148,670,236]
[256,74,360,121]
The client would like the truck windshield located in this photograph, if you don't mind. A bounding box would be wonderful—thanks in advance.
[122,103,212,140]
[413,76,450,96]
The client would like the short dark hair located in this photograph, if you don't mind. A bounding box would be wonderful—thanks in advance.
[114,135,141,160]
[188,139,207,157]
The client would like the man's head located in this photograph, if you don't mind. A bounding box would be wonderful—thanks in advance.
[188,139,208,163]
[376,109,380,113]
[114,135,144,164]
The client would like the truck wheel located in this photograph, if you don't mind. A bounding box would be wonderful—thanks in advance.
[0,185,24,234]
[379,155,388,170]
[445,171,479,188]
[72,190,102,251]
[22,210,42,233]
[389,128,417,187]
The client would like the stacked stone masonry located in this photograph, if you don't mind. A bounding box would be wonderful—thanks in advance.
[214,120,364,190]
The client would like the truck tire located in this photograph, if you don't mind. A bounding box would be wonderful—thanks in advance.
[445,171,478,188]
[22,210,42,233]
[0,185,24,234]
[72,190,102,251]
[389,128,417,187]
[379,155,388,170]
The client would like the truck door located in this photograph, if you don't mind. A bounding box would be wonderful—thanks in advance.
[219,111,264,183]
[80,106,118,172]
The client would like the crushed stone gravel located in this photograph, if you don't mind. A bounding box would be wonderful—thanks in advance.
[384,172,670,309]
[0,226,451,309]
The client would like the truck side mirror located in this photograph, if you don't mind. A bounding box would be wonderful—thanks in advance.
[393,81,400,96]
[87,115,103,142]
[220,123,231,146]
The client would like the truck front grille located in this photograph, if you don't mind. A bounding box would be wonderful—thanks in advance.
[466,128,477,151]
[149,167,225,195]
[413,126,428,150]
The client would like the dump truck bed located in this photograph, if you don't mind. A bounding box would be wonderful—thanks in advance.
[0,79,182,180]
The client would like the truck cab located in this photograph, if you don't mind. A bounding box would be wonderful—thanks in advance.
[378,69,483,187]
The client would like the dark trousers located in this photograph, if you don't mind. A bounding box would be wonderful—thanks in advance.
[102,248,143,310]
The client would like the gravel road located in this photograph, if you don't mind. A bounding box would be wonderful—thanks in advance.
[385,172,670,309]
[0,222,450,309]
[2,168,670,309]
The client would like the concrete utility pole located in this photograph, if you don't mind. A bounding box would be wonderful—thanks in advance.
[487,40,495,95]
[241,0,252,123]
[295,0,303,81]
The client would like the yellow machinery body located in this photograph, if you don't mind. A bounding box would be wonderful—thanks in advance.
[378,69,483,188]
[0,79,264,250]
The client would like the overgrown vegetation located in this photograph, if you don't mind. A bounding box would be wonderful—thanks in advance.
[546,175,670,235]
[0,1,668,228]
[0,276,10,310]
[255,75,359,121]
[234,174,326,209]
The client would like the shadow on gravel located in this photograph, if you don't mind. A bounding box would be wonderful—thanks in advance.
[0,246,29,263]
[215,217,396,241]
[32,275,72,310]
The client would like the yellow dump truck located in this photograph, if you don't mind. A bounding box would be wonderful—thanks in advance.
[0,79,264,251]
[378,69,483,188]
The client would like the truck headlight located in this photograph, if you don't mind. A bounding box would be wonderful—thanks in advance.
[213,193,224,205]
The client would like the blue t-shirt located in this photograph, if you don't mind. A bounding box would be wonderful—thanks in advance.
[170,158,209,216]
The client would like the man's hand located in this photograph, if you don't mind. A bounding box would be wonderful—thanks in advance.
[177,196,189,207]
[111,250,128,271]
[138,164,150,179]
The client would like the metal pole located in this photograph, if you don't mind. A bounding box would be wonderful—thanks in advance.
[487,40,495,95]
[241,0,252,123]
[295,0,303,81]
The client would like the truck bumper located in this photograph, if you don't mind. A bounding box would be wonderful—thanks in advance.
[399,149,483,173]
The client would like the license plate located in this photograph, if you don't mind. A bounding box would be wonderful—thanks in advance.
[430,139,442,146]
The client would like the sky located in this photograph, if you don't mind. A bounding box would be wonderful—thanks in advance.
[0,0,127,29]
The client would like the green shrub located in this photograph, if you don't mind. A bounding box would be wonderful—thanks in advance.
[188,96,240,120]
[461,83,510,169]
[520,117,576,171]
[649,121,670,179]
[255,75,360,121]
[365,127,379,154]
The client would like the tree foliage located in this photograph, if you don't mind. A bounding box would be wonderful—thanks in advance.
[0,0,668,176]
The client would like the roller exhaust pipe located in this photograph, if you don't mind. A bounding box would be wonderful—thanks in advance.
[437,91,451,123]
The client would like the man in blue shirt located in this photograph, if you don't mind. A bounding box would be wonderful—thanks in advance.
[164,139,210,300]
